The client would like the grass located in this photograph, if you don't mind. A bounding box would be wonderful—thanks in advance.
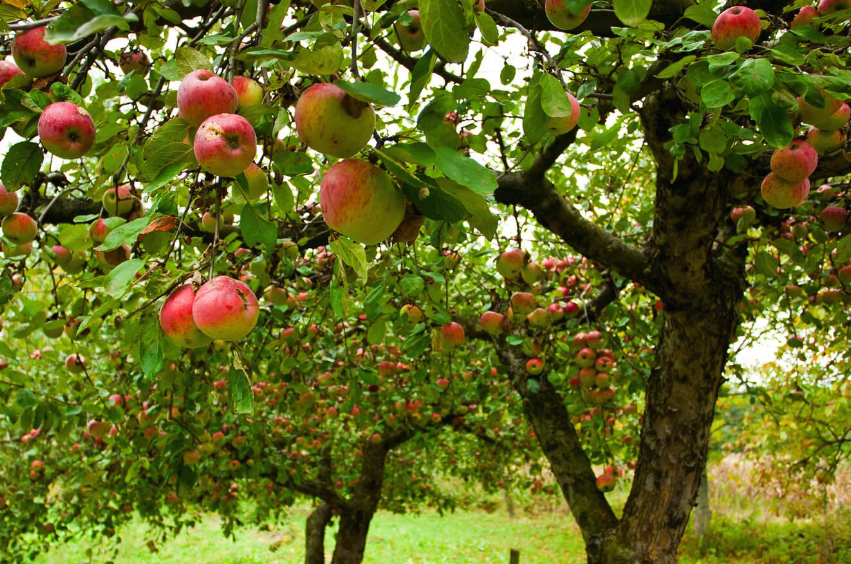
[34,505,851,564]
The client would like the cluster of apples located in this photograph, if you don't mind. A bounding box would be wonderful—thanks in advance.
[566,331,619,404]
[294,82,405,245]
[159,277,260,348]
[0,184,37,258]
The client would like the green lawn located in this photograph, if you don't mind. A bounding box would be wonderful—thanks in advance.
[34,506,851,564]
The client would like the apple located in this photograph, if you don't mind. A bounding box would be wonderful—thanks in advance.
[160,284,214,348]
[51,245,72,267]
[184,450,201,465]
[814,103,850,130]
[818,0,851,16]
[319,159,405,245]
[96,245,131,271]
[497,248,526,279]
[177,70,238,127]
[3,242,32,259]
[798,91,843,126]
[819,206,848,232]
[807,127,846,154]
[87,420,110,439]
[233,76,264,109]
[192,276,260,341]
[585,330,606,350]
[12,27,66,77]
[711,6,761,51]
[1,212,37,244]
[526,358,544,375]
[89,218,111,243]
[295,83,375,158]
[194,113,257,177]
[576,348,597,368]
[792,5,820,28]
[761,173,810,209]
[102,185,135,217]
[510,292,537,316]
[400,304,423,324]
[546,91,581,135]
[527,308,553,328]
[65,354,86,374]
[0,184,19,216]
[545,0,591,30]
[521,262,545,285]
[394,10,425,52]
[0,60,24,87]
[730,205,756,223]
[770,140,818,183]
[434,322,465,351]
[38,102,96,159]
[480,311,506,335]
[119,50,150,76]
[243,163,269,199]
[200,211,223,234]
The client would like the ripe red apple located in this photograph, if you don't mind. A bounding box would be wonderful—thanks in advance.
[194,113,257,177]
[792,5,820,28]
[526,358,544,375]
[497,248,526,279]
[770,140,818,183]
[545,0,591,30]
[585,330,606,350]
[596,473,616,492]
[818,0,851,16]
[0,184,19,217]
[394,10,425,52]
[295,83,375,158]
[480,311,506,335]
[400,304,423,324]
[814,103,850,130]
[38,102,96,159]
[0,60,24,87]
[87,420,110,439]
[546,91,580,135]
[200,211,223,234]
[819,206,848,232]
[798,91,843,126]
[119,50,150,76]
[730,205,755,223]
[576,348,597,368]
[243,163,269,199]
[192,276,260,341]
[233,76,264,109]
[434,322,465,351]
[711,6,761,51]
[65,354,86,374]
[177,69,238,127]
[160,284,214,348]
[12,27,66,77]
[102,185,135,217]
[319,159,405,245]
[761,173,810,209]
[89,218,111,243]
[807,127,845,154]
[510,292,537,315]
[1,212,37,244]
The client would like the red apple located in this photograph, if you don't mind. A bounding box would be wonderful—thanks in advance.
[596,473,616,492]
[819,205,848,232]
[792,5,820,28]
[102,185,136,217]
[480,311,506,335]
[12,27,66,77]
[576,348,597,368]
[711,6,761,51]
[818,0,851,16]
[178,70,238,127]
[65,354,86,374]
[510,292,537,315]
[761,173,810,209]
[1,212,37,244]
[545,0,591,30]
[546,91,580,135]
[87,420,110,439]
[526,358,544,375]
[295,83,375,158]
[807,127,845,154]
[160,284,214,348]
[814,103,850,130]
[434,322,465,351]
[497,248,526,279]
[0,60,24,87]
[798,91,843,126]
[0,184,19,216]
[192,276,260,341]
[527,308,553,328]
[243,163,269,199]
[730,205,755,223]
[119,50,150,76]
[319,159,405,245]
[400,304,423,324]
[89,218,111,243]
[233,76,264,110]
[770,140,818,183]
[38,102,96,159]
[194,113,257,177]
[395,10,425,52]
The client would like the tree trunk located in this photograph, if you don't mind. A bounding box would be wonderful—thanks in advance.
[693,465,711,540]
[504,485,516,519]
[329,509,373,564]
[305,502,331,564]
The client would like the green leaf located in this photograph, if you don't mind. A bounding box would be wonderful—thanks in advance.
[45,0,137,44]
[683,4,719,28]
[228,368,255,414]
[272,151,313,176]
[358,367,380,385]
[240,203,277,254]
[336,80,400,106]
[500,64,517,85]
[698,126,727,154]
[144,161,187,193]
[330,260,348,317]
[408,49,436,109]
[476,12,499,45]
[105,259,145,298]
[140,118,195,182]
[58,224,91,252]
[97,217,150,252]
[749,93,794,149]
[400,274,425,298]
[539,74,573,118]
[175,46,213,77]
[436,178,498,239]
[2,142,42,191]
[330,236,368,280]
[419,0,470,63]
[613,0,652,27]
[434,146,497,195]
[139,313,164,379]
[16,389,37,409]
[700,80,735,108]
[754,251,776,278]
[367,318,386,345]
[656,56,696,79]
[290,44,343,75]
[523,75,547,144]
[731,58,774,97]
[835,235,851,263]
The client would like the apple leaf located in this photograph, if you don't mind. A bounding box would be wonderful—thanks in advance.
[240,203,277,255]
[139,313,164,379]
[540,74,573,118]
[683,4,718,28]
[45,0,137,44]
[97,217,151,252]
[476,12,499,46]
[290,44,343,75]
[613,0,652,27]
[336,80,400,107]
[523,74,548,144]
[1,142,42,191]
[58,224,92,252]
[227,368,255,415]
[749,93,794,149]
[330,236,368,280]
[435,147,497,195]
[408,49,436,109]
[436,178,498,240]
[105,259,145,298]
[420,0,470,63]
[175,46,213,77]
[730,58,774,97]
[700,80,735,108]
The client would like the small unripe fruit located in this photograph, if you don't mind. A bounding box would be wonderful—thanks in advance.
[233,76,264,109]
[526,358,544,375]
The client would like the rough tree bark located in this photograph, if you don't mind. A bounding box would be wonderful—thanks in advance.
[305,502,332,564]
[693,466,711,540]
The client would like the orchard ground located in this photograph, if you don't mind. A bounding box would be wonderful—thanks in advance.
[37,458,851,564]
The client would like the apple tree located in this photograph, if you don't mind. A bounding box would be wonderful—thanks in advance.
[2,0,851,564]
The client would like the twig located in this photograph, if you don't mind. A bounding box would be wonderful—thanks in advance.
[350,0,361,79]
